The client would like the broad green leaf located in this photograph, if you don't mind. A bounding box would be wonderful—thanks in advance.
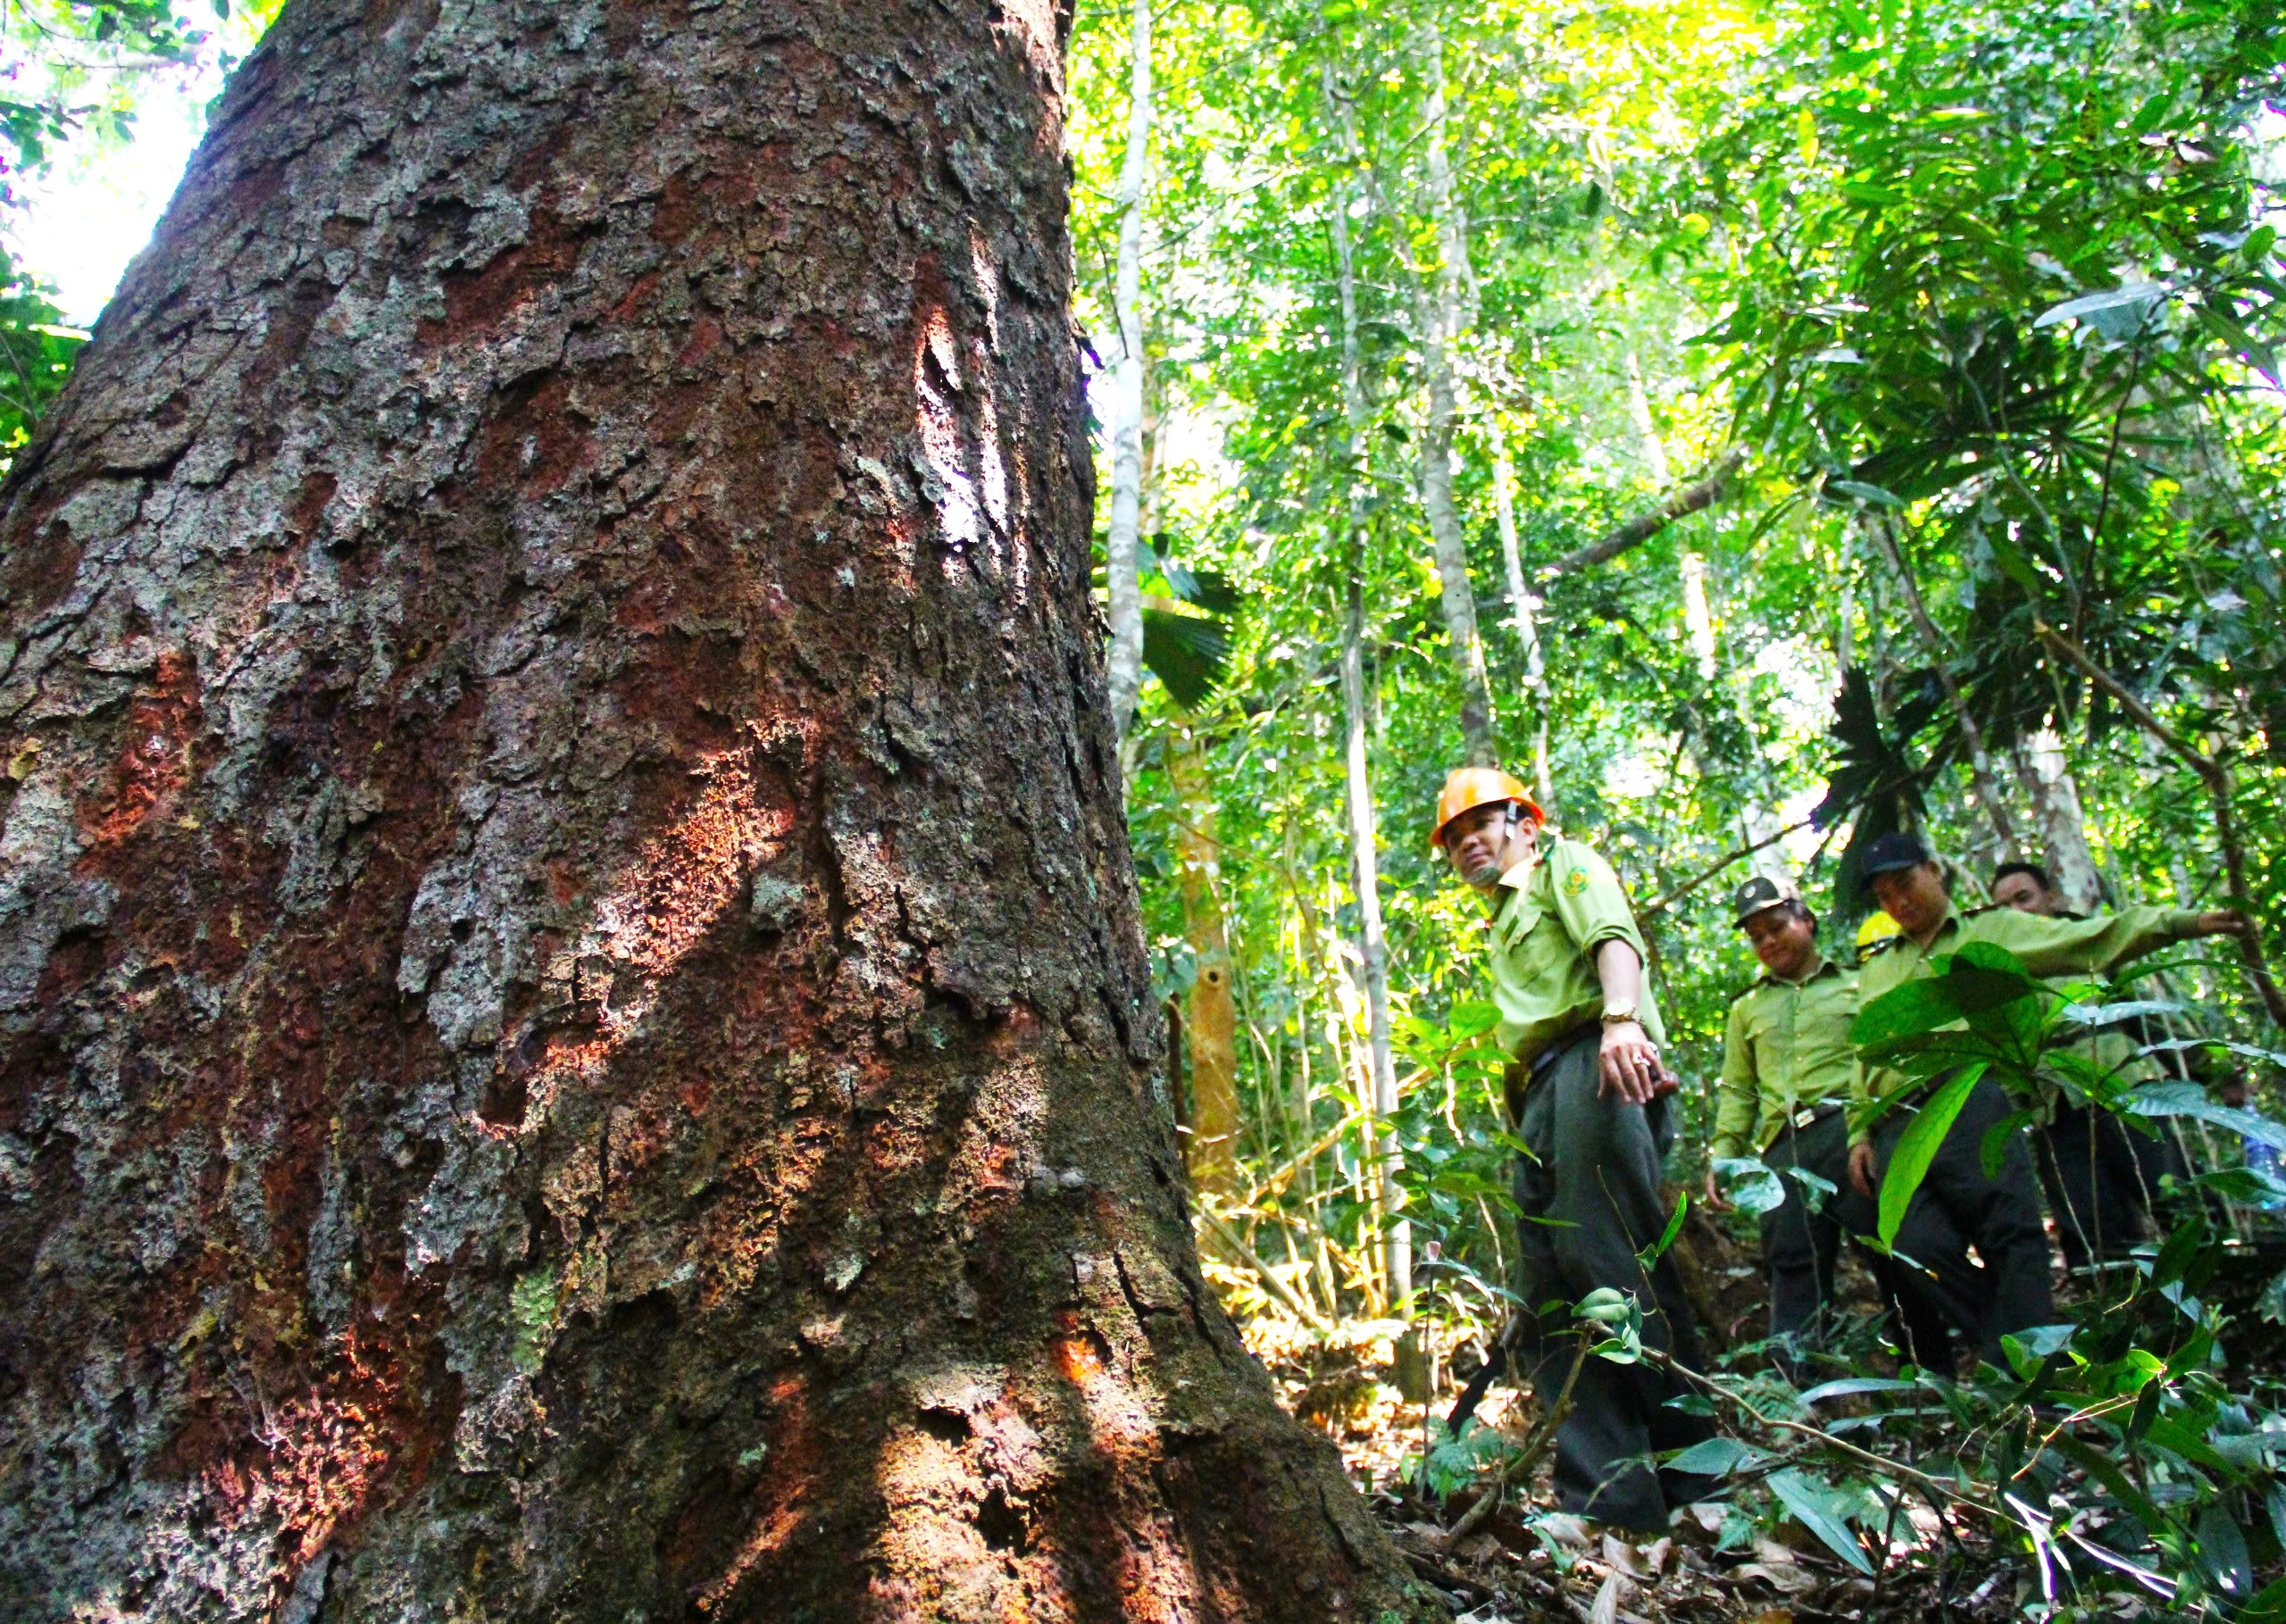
[2196,1504,2255,1602]
[2033,280,2166,337]
[1713,1157,1787,1215]
[1878,1065,1984,1246]
[1767,1469,1874,1574]
[2126,1083,2286,1152]
[1798,1376,1917,1403]
[1665,1436,1765,1476]
[1637,1192,1688,1270]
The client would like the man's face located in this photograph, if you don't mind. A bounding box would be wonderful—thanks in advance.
[1869,861,1950,938]
[1741,904,1817,979]
[1446,803,1533,892]
[1992,871,2057,916]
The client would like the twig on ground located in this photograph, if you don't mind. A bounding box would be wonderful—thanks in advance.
[1197,1207,1331,1330]
[1448,1331,1590,1541]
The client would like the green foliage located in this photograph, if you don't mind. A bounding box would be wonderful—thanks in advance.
[0,2,241,199]
[0,246,81,456]
[1703,941,2286,1613]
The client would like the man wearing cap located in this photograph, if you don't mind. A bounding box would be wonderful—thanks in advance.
[1708,876,1880,1377]
[1990,861,2191,1270]
[1849,831,2251,1362]
[1431,767,1714,1532]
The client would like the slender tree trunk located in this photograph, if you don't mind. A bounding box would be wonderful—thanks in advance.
[1623,353,1720,687]
[0,4,1426,1619]
[1103,0,1151,742]
[2014,731,2104,913]
[1323,123,1407,1315]
[1168,730,1241,1199]
[1489,412,1556,812]
[1410,28,1496,766]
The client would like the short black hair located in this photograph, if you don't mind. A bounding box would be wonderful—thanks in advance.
[1991,861,2054,895]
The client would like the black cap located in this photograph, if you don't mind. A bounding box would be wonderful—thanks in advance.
[1731,874,1800,927]
[1858,830,1933,896]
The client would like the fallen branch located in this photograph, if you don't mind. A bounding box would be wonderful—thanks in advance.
[1448,1327,1589,1541]
[1538,446,1747,579]
[2034,622,2286,1029]
[1197,1206,1331,1331]
[1399,1549,1498,1609]
[1648,1349,2005,1519]
[1246,1110,1365,1206]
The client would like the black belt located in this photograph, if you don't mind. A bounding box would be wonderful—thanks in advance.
[1779,1100,1848,1133]
[1501,1023,1598,1122]
[1530,1021,1600,1080]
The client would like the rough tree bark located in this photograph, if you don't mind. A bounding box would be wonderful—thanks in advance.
[0,3,1430,1620]
[1102,0,1150,743]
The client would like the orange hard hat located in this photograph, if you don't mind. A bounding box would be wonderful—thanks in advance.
[1430,767,1543,850]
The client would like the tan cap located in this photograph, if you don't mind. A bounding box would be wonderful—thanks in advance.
[1731,874,1802,928]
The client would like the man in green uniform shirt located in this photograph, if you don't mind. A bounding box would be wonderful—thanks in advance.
[1432,767,1713,1533]
[1707,875,1879,1376]
[1848,832,2248,1363]
[1991,861,2189,1269]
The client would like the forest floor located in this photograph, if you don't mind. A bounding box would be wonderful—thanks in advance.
[1231,1213,2052,1624]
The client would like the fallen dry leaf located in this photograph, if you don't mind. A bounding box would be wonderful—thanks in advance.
[1602,1533,1649,1577]
[1730,1562,1816,1595]
[1589,1572,1630,1624]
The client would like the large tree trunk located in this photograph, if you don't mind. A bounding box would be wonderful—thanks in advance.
[0,4,1427,1620]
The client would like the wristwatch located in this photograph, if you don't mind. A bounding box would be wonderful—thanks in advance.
[1599,1003,1639,1026]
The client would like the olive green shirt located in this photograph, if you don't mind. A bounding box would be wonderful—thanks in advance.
[1485,837,1664,1067]
[1849,902,2202,1145]
[1712,955,1857,1162]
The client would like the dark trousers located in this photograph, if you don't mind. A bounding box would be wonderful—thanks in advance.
[1871,1076,2056,1368]
[1759,1110,1877,1373]
[2033,1102,2184,1270]
[1510,1029,1714,1531]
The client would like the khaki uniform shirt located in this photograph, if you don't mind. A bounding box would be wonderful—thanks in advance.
[1486,837,1664,1068]
[1712,955,1857,1162]
[1849,902,2201,1145]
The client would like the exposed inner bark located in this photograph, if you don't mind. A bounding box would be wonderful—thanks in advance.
[0,2,1431,1619]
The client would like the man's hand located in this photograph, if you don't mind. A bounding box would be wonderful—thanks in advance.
[1848,1142,1877,1198]
[1598,1020,1664,1104]
[2196,909,2256,940]
[1701,1168,1729,1212]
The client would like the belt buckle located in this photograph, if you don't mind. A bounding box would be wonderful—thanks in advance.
[1791,1105,1818,1131]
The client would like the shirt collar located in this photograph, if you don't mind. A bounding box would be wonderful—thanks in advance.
[1488,853,1541,922]
[1915,906,1965,952]
[1495,854,1539,892]
[1760,952,1838,988]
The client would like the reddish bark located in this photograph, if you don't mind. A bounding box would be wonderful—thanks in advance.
[0,2,1432,1620]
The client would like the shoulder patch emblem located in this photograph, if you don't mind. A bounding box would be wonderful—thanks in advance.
[1563,867,1589,897]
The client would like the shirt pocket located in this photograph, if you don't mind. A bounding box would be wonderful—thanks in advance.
[1495,895,1545,958]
